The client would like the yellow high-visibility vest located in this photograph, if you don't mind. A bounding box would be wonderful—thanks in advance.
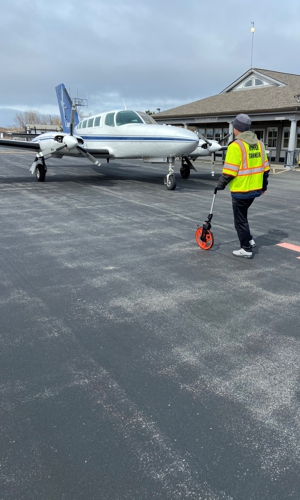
[223,139,270,194]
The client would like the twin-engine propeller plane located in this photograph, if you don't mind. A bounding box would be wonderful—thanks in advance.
[0,84,226,189]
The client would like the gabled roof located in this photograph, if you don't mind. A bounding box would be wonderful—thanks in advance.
[156,69,300,119]
[220,68,287,93]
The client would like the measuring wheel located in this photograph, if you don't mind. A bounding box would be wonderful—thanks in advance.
[195,227,214,250]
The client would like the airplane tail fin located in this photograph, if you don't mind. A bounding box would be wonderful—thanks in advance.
[55,83,79,133]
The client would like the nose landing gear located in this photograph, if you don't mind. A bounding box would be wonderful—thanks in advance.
[164,157,177,190]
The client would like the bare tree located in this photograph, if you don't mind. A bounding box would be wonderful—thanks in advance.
[13,110,61,130]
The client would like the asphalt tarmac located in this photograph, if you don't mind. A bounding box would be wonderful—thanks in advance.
[1,149,300,500]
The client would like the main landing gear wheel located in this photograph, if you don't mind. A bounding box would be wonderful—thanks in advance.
[164,174,177,190]
[180,165,190,179]
[36,164,46,182]
[195,227,214,250]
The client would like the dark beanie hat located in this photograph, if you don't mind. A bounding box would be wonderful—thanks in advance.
[233,113,251,132]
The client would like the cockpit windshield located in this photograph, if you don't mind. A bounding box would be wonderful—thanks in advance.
[137,112,157,125]
[115,110,143,126]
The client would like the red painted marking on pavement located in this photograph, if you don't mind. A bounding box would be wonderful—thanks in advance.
[277,243,300,253]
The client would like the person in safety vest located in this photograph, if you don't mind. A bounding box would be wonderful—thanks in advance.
[216,113,270,259]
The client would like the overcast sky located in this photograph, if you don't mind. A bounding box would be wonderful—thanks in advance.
[1,0,300,126]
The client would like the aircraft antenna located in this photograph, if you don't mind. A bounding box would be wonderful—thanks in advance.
[123,99,127,110]
[250,21,255,68]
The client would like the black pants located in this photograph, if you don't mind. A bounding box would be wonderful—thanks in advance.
[232,198,254,250]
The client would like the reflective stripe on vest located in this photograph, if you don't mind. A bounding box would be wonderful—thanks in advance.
[235,140,248,170]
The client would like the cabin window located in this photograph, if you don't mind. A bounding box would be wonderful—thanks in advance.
[105,113,115,127]
[77,122,82,129]
[94,116,101,127]
[88,118,94,127]
[82,120,87,128]
[116,110,143,126]
[137,112,156,124]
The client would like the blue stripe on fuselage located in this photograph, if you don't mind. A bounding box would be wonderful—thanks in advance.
[80,136,195,142]
[33,135,196,143]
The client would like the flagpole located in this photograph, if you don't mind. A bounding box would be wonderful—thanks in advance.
[251,21,255,68]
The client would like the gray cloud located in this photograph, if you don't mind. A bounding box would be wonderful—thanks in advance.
[0,0,300,125]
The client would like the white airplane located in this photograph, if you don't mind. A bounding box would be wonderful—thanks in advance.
[0,84,198,190]
[0,84,225,189]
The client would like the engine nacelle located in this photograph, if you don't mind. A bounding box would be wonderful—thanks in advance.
[189,139,223,159]
[36,133,84,154]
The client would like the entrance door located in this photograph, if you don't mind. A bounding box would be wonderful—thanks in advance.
[253,129,264,141]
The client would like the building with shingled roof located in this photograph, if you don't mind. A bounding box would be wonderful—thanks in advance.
[155,68,300,165]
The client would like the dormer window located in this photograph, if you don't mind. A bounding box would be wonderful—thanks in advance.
[221,70,286,94]
[230,74,279,92]
[243,77,264,88]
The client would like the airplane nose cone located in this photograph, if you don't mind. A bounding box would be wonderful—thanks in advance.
[63,135,78,149]
[175,127,198,141]
[173,127,199,153]
[208,142,223,153]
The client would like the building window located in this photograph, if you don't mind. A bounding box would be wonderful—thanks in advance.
[222,128,229,142]
[297,127,300,149]
[206,128,213,140]
[198,128,205,137]
[253,129,264,142]
[214,128,222,141]
[282,127,290,149]
[267,128,278,148]
[242,77,266,89]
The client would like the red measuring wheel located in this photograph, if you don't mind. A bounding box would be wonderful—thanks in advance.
[195,227,214,250]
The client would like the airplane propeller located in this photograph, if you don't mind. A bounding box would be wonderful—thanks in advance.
[69,104,76,137]
[197,132,213,148]
[30,103,101,174]
[67,103,101,165]
[219,133,231,144]
[198,131,231,145]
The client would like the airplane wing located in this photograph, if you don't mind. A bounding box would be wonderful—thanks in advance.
[0,138,40,151]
